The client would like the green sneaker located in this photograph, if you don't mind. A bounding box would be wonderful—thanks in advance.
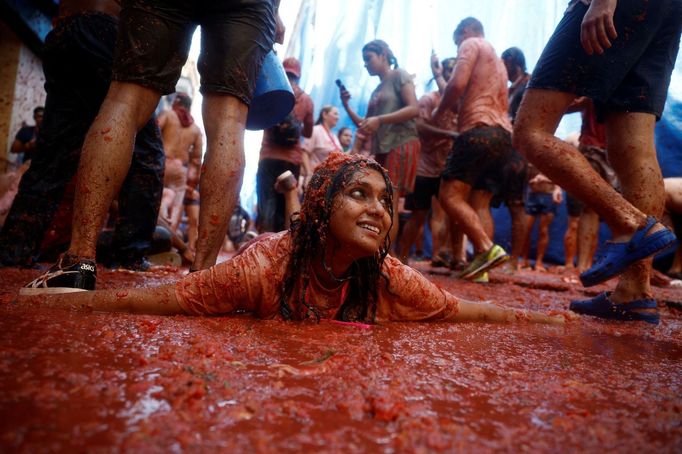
[459,245,509,280]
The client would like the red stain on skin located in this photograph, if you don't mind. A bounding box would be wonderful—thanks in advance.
[103,136,113,142]
[209,215,220,226]
[100,127,111,135]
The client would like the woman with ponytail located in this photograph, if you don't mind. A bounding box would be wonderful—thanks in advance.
[339,40,420,243]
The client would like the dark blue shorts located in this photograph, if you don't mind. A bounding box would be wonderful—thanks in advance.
[113,0,276,102]
[404,176,440,211]
[524,191,557,216]
[529,0,682,119]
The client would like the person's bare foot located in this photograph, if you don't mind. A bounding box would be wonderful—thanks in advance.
[535,263,547,272]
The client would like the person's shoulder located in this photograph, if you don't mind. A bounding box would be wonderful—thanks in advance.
[161,109,181,125]
[391,67,415,86]
[301,92,314,108]
[15,125,35,141]
[393,67,412,79]
[460,37,488,53]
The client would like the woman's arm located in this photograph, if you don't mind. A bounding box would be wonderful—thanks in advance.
[454,299,567,325]
[379,257,569,325]
[339,89,364,127]
[360,80,419,134]
[18,284,185,315]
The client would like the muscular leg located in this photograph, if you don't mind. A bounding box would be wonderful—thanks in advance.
[192,93,248,270]
[469,189,494,240]
[439,179,493,254]
[514,89,647,239]
[606,112,663,303]
[68,81,161,259]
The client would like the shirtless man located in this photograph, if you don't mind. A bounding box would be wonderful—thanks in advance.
[158,93,202,233]
[433,17,515,280]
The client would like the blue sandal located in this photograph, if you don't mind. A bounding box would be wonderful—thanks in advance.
[569,292,659,325]
[580,216,677,287]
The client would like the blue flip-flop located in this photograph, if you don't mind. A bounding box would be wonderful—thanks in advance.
[569,292,659,325]
[580,216,677,287]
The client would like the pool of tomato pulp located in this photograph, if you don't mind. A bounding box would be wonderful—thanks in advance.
[1,263,681,452]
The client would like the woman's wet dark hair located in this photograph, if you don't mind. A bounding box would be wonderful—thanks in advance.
[279,152,394,322]
[362,39,398,69]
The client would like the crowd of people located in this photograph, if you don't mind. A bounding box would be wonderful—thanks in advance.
[1,0,681,326]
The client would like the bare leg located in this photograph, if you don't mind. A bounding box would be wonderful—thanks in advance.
[430,197,448,259]
[69,82,161,259]
[159,188,175,225]
[514,89,648,239]
[535,212,554,271]
[505,203,528,271]
[521,214,536,268]
[606,112,663,303]
[469,189,494,240]
[563,216,579,269]
[398,209,428,263]
[192,94,248,270]
[185,190,200,252]
[439,179,493,254]
[576,208,599,271]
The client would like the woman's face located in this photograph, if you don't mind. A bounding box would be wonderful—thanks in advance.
[362,50,384,76]
[324,107,340,128]
[339,129,353,148]
[328,168,392,260]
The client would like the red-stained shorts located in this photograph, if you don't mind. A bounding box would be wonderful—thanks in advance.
[375,139,420,197]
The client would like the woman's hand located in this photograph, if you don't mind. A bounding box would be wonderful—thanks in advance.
[339,88,352,105]
[359,116,381,134]
[552,186,563,205]
[580,0,618,55]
